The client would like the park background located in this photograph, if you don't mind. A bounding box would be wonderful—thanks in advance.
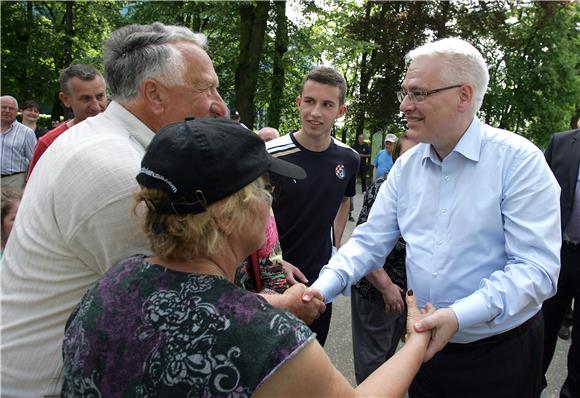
[1,0,579,149]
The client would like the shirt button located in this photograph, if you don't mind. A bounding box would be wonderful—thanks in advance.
[436,240,443,245]
[432,272,438,278]
[441,208,447,213]
[444,175,450,181]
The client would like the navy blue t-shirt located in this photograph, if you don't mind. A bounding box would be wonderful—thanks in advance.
[266,133,359,283]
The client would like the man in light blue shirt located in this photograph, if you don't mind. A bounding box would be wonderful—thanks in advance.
[305,38,561,397]
[372,133,396,181]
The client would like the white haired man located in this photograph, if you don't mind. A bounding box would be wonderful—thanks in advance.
[0,22,229,396]
[258,126,280,142]
[304,38,561,397]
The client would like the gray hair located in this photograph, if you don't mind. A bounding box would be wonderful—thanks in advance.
[405,38,489,114]
[104,22,207,101]
[59,64,103,95]
[0,95,18,109]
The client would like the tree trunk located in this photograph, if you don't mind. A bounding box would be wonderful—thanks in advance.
[267,1,288,129]
[234,1,270,129]
[19,1,33,99]
[63,1,74,68]
[354,1,374,137]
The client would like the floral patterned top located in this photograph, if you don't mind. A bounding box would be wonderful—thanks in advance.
[353,173,407,301]
[235,214,289,294]
[62,254,314,397]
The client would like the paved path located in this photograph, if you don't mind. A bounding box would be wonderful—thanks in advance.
[323,189,571,397]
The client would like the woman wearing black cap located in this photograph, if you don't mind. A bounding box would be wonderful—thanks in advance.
[61,118,434,398]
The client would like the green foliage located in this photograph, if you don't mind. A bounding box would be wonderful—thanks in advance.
[1,1,125,115]
[454,1,580,147]
[1,0,577,143]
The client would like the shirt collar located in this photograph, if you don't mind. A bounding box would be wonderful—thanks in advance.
[105,101,155,149]
[421,116,482,165]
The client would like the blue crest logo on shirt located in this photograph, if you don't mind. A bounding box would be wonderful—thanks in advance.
[335,164,345,180]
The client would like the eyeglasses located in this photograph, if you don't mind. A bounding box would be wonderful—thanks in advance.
[396,84,462,103]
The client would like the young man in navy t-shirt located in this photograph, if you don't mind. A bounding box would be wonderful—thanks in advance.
[266,67,359,345]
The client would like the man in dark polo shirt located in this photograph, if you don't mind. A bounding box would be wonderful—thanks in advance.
[266,66,359,345]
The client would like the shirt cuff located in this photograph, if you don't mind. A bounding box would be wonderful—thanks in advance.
[311,268,347,304]
[449,291,492,331]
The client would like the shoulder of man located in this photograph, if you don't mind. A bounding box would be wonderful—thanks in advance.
[13,120,34,136]
[332,137,358,155]
[551,128,580,143]
[266,133,295,155]
[482,122,542,158]
[39,122,70,145]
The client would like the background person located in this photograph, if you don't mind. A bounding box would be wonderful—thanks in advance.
[266,66,359,346]
[372,133,397,181]
[20,99,48,138]
[62,118,433,398]
[258,126,279,142]
[0,95,36,189]
[351,132,417,384]
[26,64,108,179]
[351,133,371,192]
[541,124,580,398]
[305,37,561,398]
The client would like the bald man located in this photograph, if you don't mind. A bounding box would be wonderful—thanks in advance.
[258,127,280,142]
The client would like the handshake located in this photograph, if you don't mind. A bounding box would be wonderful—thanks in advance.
[264,283,325,325]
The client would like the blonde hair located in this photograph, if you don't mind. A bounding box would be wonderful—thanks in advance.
[133,176,269,261]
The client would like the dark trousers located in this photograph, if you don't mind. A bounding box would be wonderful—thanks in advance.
[410,312,544,398]
[359,165,368,193]
[542,242,580,398]
[310,302,332,346]
[351,286,405,384]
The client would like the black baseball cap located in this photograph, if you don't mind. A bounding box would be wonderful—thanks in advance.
[136,117,305,214]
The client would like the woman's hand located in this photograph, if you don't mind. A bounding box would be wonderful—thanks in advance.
[404,290,435,344]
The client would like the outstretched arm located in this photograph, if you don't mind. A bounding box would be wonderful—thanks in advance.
[255,291,434,398]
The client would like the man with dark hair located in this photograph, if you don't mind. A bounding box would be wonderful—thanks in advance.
[1,23,229,396]
[0,95,36,188]
[26,64,107,178]
[267,66,359,345]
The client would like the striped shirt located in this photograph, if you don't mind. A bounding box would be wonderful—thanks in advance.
[1,121,37,175]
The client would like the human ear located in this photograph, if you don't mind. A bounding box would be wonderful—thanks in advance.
[141,79,165,116]
[58,92,71,108]
[458,85,474,113]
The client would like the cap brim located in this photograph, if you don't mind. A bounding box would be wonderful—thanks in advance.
[268,156,306,180]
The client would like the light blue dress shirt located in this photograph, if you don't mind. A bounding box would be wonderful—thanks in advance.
[313,117,561,343]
